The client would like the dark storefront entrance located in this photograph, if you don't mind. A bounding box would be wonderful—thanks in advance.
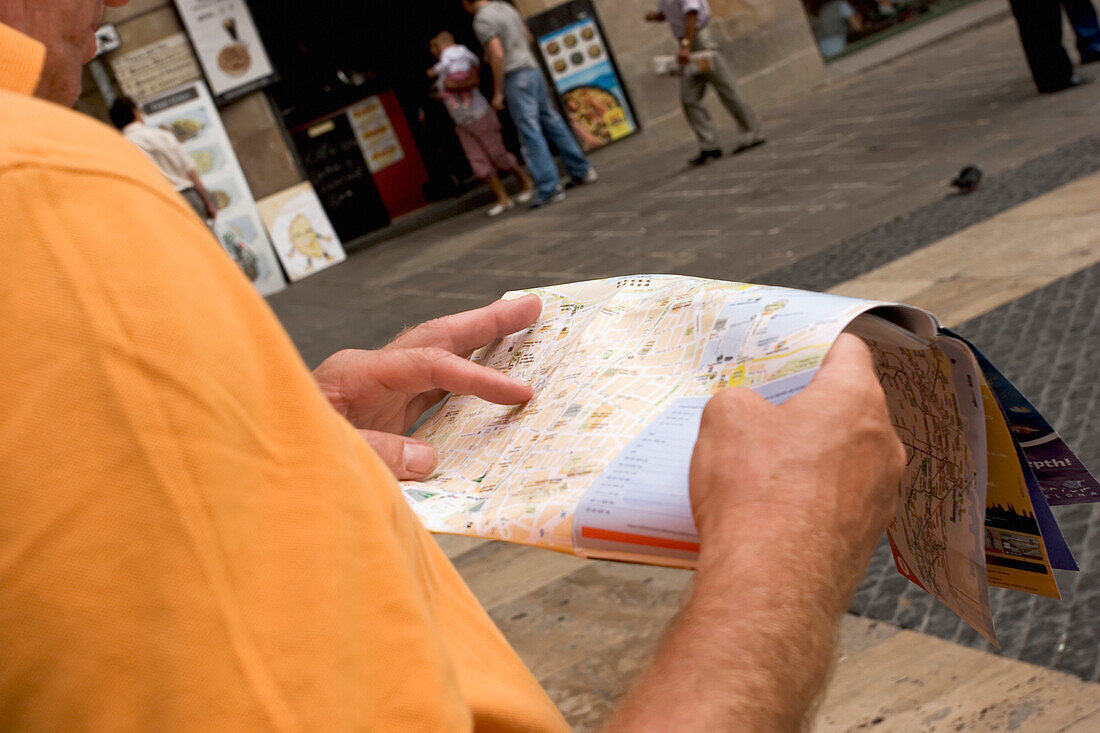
[803,0,982,61]
[251,0,524,242]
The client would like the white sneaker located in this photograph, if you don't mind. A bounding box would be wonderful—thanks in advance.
[487,200,514,217]
[528,189,566,209]
[564,167,599,189]
[515,189,535,204]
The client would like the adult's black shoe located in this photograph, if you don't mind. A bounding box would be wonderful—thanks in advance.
[1039,74,1093,93]
[688,149,722,166]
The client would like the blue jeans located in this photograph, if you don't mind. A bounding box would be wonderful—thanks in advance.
[503,67,591,197]
[1064,0,1100,56]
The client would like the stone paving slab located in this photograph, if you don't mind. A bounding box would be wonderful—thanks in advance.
[829,171,1100,325]
[813,630,1100,732]
[763,132,1100,293]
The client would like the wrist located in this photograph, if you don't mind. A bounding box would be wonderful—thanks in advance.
[694,508,857,614]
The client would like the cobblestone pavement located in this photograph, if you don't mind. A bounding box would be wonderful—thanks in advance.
[267,16,1100,683]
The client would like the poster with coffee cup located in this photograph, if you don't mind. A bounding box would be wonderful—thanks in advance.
[173,0,277,105]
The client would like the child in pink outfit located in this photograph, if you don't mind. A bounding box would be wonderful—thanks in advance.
[427,33,480,113]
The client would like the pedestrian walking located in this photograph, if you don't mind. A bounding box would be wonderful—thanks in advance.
[1008,0,1088,93]
[427,31,535,216]
[463,0,598,209]
[109,96,218,225]
[644,0,765,166]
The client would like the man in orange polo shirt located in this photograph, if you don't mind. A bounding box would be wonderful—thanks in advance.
[0,1,904,731]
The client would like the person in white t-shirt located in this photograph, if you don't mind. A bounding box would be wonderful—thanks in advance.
[109,96,217,224]
[427,32,481,113]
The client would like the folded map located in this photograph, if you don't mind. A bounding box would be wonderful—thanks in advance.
[399,275,1098,645]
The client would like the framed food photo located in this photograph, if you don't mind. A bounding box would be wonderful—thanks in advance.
[173,0,278,105]
[143,81,286,296]
[258,183,347,282]
[529,0,639,152]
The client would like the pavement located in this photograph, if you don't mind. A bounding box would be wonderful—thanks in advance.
[268,14,1100,731]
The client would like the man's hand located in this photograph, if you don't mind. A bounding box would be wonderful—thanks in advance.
[604,334,904,733]
[312,295,542,480]
[676,46,691,65]
[644,10,665,22]
[690,333,903,582]
[485,37,508,112]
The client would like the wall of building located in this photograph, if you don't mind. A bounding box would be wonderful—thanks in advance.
[515,0,826,154]
[94,0,302,201]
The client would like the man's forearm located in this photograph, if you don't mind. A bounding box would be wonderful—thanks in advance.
[603,515,854,732]
[488,46,506,100]
[188,172,216,215]
[683,11,698,45]
[188,171,207,198]
[604,335,903,732]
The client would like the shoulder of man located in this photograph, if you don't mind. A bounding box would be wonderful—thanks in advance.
[0,89,175,195]
[472,5,499,43]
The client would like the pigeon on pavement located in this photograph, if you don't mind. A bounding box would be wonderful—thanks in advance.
[951,164,983,194]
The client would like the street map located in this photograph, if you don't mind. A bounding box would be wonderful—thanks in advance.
[402,276,873,551]
[398,274,1094,642]
[864,330,996,644]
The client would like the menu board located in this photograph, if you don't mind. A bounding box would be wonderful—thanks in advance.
[257,182,346,282]
[109,33,202,102]
[347,96,406,174]
[531,1,638,151]
[292,114,391,244]
[173,0,277,104]
[144,82,286,295]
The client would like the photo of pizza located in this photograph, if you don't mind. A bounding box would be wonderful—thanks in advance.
[562,85,625,151]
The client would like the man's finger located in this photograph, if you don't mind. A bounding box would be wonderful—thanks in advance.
[804,332,878,390]
[387,295,542,357]
[823,332,876,371]
[358,430,438,480]
[372,347,534,405]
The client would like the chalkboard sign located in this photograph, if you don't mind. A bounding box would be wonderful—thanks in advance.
[292,113,390,243]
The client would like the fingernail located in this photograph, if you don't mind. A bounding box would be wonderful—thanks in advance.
[404,441,437,475]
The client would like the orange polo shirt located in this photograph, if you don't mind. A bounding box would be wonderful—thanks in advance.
[0,23,567,732]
